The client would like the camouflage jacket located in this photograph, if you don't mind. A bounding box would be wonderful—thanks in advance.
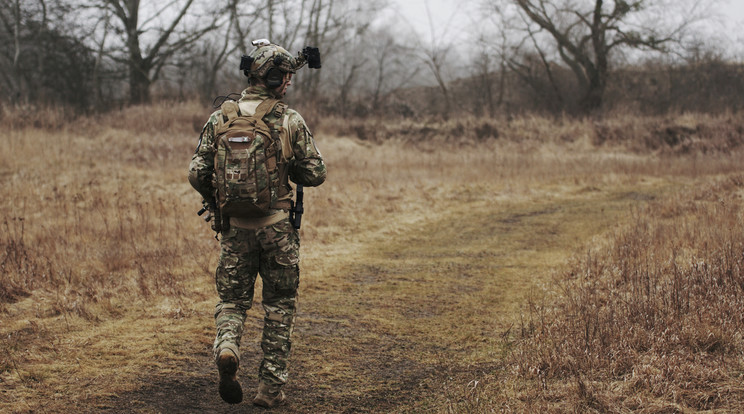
[188,85,327,205]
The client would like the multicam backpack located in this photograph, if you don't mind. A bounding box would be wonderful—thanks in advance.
[212,98,291,218]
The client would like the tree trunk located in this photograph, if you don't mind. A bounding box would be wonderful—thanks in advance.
[580,65,605,113]
[129,58,151,104]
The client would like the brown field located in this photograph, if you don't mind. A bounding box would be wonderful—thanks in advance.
[1,104,744,413]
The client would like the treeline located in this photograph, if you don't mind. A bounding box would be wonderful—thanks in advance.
[442,58,744,118]
[1,0,741,119]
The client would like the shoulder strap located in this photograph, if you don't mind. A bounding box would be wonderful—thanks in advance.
[267,102,288,131]
[253,99,289,158]
[265,102,289,159]
[260,100,292,206]
[253,98,280,120]
[213,101,240,141]
[220,101,240,121]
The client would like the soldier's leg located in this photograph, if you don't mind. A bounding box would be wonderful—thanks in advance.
[259,294,297,385]
[253,219,299,407]
[213,226,260,365]
[214,226,260,404]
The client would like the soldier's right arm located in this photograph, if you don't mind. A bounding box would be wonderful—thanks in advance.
[188,112,221,201]
[285,109,327,187]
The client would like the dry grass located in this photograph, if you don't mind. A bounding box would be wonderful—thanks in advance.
[0,101,214,412]
[502,176,744,412]
[1,102,744,412]
[317,111,744,156]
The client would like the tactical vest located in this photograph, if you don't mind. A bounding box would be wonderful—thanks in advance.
[212,98,292,218]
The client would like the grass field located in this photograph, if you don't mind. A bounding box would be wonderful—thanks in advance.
[1,104,744,412]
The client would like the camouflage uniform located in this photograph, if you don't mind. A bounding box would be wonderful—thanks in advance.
[188,85,326,388]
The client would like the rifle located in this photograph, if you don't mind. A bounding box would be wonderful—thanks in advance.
[197,199,225,238]
[289,184,304,230]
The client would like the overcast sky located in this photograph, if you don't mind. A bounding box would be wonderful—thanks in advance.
[392,0,744,57]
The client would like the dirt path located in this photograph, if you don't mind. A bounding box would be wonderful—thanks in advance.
[98,185,657,413]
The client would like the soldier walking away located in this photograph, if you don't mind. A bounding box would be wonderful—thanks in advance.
[188,39,326,408]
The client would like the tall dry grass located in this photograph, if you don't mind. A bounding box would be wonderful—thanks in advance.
[0,101,211,314]
[504,176,744,412]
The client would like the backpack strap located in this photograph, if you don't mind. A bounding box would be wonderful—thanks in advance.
[253,98,279,120]
[268,102,288,130]
[221,101,240,120]
[271,102,288,121]
[257,100,292,209]
[213,101,241,146]
[269,102,290,161]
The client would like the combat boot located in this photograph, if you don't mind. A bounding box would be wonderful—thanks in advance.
[252,381,286,408]
[216,348,242,404]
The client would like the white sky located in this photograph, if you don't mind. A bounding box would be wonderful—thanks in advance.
[392,0,744,57]
[394,0,744,27]
[716,0,744,23]
[390,0,473,41]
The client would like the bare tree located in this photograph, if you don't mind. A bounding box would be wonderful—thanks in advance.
[506,22,567,111]
[0,0,96,108]
[93,0,217,104]
[491,0,710,112]
[261,0,306,48]
[335,48,366,115]
[407,0,466,117]
[367,28,419,113]
[90,10,112,105]
[297,0,338,99]
[0,0,47,102]
[418,40,453,116]
[290,0,385,104]
[192,0,264,100]
[465,25,512,117]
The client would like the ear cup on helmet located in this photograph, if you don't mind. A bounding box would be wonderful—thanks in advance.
[265,67,284,88]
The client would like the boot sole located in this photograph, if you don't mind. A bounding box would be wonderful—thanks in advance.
[217,353,242,404]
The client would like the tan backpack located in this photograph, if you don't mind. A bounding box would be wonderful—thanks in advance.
[212,98,291,218]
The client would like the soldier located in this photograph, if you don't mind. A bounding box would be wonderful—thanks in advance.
[188,40,326,408]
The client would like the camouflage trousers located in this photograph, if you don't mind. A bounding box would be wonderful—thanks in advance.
[213,217,300,387]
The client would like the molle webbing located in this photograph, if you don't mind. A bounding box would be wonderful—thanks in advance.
[213,98,291,215]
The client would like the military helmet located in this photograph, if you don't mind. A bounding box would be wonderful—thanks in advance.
[240,39,297,87]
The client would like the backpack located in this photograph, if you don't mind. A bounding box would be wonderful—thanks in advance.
[212,98,291,218]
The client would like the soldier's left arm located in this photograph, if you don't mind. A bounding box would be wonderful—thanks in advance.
[286,110,327,187]
[188,111,221,201]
